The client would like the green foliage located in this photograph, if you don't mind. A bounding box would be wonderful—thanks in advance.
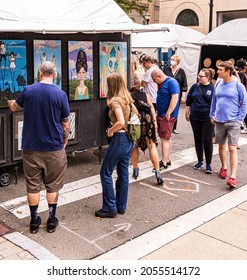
[114,0,152,20]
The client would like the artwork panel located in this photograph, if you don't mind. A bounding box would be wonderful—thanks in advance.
[68,41,93,101]
[99,41,127,98]
[12,112,24,161]
[33,40,62,89]
[0,40,27,108]
[68,107,80,145]
[0,114,7,163]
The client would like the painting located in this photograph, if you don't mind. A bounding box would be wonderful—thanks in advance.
[68,106,80,145]
[0,114,7,164]
[0,40,27,108]
[33,40,62,89]
[68,41,93,101]
[99,41,127,98]
[12,111,24,161]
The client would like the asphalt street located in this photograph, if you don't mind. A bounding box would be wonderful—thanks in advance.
[1,105,247,260]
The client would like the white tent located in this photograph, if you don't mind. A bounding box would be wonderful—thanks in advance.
[0,0,165,34]
[131,23,206,87]
[199,18,247,47]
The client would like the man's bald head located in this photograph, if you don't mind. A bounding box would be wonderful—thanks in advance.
[151,68,166,84]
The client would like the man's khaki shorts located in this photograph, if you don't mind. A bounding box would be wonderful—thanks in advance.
[22,149,67,194]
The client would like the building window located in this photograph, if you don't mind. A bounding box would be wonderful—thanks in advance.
[217,10,247,26]
[176,9,199,26]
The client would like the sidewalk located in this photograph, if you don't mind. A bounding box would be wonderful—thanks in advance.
[1,184,247,260]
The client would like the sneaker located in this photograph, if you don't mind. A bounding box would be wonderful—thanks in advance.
[172,129,179,134]
[47,217,58,233]
[227,177,237,188]
[193,162,203,170]
[95,209,117,218]
[205,164,212,174]
[30,216,41,234]
[219,167,227,179]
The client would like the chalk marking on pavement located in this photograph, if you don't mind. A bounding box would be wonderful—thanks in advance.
[164,178,200,192]
[59,223,105,253]
[140,182,178,197]
[91,223,131,243]
[59,222,131,253]
[172,172,211,186]
[1,137,247,219]
[94,183,247,260]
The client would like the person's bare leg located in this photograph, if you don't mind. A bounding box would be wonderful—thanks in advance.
[161,138,170,164]
[130,145,139,169]
[219,143,227,169]
[228,145,238,178]
[147,139,159,170]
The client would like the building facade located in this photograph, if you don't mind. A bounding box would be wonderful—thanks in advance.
[159,0,247,34]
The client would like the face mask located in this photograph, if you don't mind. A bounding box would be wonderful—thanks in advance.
[170,60,176,66]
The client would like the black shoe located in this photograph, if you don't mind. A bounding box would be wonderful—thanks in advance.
[159,160,168,170]
[167,160,171,166]
[47,217,58,233]
[95,209,117,218]
[30,216,41,234]
[117,209,125,215]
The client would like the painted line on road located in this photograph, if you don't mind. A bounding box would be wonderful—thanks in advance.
[1,137,247,219]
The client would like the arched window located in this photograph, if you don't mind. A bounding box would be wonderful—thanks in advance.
[176,9,199,26]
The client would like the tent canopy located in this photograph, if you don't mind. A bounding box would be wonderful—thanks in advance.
[131,24,206,88]
[131,23,206,49]
[199,18,247,46]
[0,0,166,34]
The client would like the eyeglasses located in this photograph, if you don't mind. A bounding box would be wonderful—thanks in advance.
[198,75,206,78]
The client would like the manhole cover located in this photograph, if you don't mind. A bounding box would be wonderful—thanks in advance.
[0,220,13,236]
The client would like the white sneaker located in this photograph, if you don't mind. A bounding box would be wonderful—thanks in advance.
[240,128,247,134]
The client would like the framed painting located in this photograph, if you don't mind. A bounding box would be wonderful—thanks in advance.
[68,41,93,101]
[12,111,24,161]
[99,41,127,98]
[68,106,80,145]
[0,40,27,108]
[33,40,62,89]
[0,114,7,164]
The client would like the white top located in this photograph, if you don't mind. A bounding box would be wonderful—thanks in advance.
[142,66,158,104]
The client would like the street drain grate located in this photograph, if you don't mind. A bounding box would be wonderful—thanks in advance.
[0,220,13,236]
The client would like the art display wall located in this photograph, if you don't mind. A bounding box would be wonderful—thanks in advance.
[0,32,130,168]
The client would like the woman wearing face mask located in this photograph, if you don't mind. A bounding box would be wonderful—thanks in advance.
[185,68,215,174]
[163,54,188,134]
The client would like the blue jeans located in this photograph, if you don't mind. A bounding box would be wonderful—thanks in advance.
[100,132,134,212]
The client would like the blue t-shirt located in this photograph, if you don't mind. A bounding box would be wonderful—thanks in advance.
[186,83,214,121]
[210,79,247,124]
[16,83,70,151]
[156,76,180,117]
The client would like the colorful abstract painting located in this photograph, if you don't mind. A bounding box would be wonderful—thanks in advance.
[33,40,62,89]
[68,41,93,101]
[99,42,127,98]
[0,40,27,108]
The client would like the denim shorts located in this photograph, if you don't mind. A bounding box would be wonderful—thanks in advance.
[215,121,241,146]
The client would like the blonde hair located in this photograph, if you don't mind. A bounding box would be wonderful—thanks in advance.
[201,68,215,80]
[107,72,133,105]
[171,54,181,64]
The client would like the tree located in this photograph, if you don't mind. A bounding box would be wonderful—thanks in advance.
[114,0,152,21]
